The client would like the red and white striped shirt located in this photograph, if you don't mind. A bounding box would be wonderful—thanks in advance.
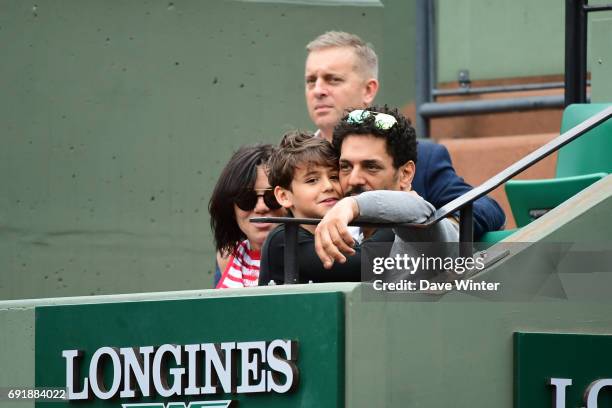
[216,240,261,289]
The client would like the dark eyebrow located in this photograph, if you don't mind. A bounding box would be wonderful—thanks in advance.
[362,159,383,167]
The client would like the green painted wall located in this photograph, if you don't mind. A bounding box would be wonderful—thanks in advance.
[0,307,35,408]
[1,0,608,300]
[591,17,612,102]
[0,0,415,299]
[437,0,565,82]
[437,1,612,84]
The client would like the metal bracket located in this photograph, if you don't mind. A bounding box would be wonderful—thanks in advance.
[458,69,471,88]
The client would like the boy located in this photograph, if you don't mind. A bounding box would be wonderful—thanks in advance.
[259,131,362,284]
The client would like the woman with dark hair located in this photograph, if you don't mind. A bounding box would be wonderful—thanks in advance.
[209,144,286,288]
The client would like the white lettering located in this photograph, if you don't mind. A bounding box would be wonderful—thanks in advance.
[419,280,452,291]
[152,344,184,397]
[266,340,299,393]
[236,341,267,393]
[549,377,572,408]
[90,347,122,400]
[409,256,421,273]
[62,349,90,400]
[183,344,201,395]
[63,339,299,401]
[120,346,153,398]
[584,378,612,408]
[201,342,236,394]
[372,257,384,274]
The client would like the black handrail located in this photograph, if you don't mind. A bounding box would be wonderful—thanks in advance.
[415,0,611,137]
[252,106,612,284]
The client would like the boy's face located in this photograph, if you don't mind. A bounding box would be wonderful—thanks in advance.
[275,163,342,219]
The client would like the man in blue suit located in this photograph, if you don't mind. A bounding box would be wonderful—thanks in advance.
[305,31,504,239]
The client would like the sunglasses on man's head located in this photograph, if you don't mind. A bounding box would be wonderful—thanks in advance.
[234,188,282,211]
[347,109,397,130]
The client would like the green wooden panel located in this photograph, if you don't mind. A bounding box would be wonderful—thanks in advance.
[515,332,612,408]
[35,292,345,408]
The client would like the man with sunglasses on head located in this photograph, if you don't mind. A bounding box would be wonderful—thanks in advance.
[314,106,459,271]
[304,31,504,241]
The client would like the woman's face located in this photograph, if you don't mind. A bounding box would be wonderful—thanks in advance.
[234,165,285,251]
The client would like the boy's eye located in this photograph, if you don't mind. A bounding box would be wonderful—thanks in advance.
[305,178,317,184]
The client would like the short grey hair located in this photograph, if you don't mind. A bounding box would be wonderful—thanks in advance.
[306,31,378,80]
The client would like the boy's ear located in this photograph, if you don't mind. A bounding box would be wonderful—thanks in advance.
[398,160,416,191]
[274,185,294,209]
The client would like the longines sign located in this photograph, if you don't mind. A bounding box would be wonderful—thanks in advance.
[549,378,612,408]
[35,293,345,407]
[515,332,612,408]
[62,340,299,400]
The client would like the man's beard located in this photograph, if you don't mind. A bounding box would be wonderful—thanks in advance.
[344,185,367,197]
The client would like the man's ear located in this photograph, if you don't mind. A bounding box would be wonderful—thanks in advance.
[398,161,416,191]
[274,186,294,209]
[363,78,379,106]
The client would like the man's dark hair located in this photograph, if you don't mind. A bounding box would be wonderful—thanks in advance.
[268,130,338,190]
[208,144,275,256]
[332,105,417,168]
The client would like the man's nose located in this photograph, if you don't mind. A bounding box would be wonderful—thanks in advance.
[313,78,328,97]
[347,168,365,187]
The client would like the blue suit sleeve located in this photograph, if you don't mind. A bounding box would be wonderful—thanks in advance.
[419,143,505,239]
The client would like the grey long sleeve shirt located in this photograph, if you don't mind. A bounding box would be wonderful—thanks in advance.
[354,190,459,281]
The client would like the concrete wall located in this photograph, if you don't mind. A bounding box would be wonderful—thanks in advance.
[1,0,608,300]
[0,0,415,300]
[592,16,612,102]
[437,0,565,83]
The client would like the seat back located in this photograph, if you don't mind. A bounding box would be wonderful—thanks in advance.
[557,103,612,178]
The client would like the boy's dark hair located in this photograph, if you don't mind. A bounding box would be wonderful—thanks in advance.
[208,144,275,256]
[268,130,338,190]
[332,105,417,168]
